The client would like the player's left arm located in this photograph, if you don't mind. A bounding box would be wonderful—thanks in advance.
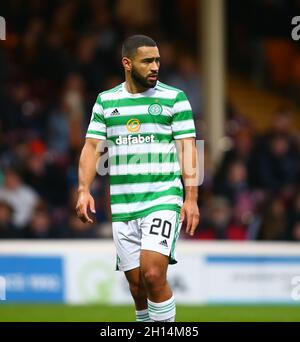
[176,138,200,236]
[172,90,200,236]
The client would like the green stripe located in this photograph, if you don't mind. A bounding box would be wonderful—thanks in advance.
[106,114,171,127]
[148,305,175,314]
[173,129,195,136]
[157,85,186,102]
[175,92,187,102]
[108,133,172,144]
[148,301,175,311]
[136,314,149,318]
[86,130,106,136]
[95,95,102,105]
[110,187,183,204]
[170,212,180,262]
[148,307,175,315]
[173,110,193,121]
[148,304,176,314]
[110,173,181,185]
[157,82,181,92]
[109,153,178,165]
[102,97,176,110]
[112,204,181,222]
[99,85,122,97]
[91,113,105,123]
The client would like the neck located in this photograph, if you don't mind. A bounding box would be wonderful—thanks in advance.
[125,75,149,94]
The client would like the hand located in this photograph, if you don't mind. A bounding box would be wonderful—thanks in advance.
[180,200,200,236]
[76,190,96,224]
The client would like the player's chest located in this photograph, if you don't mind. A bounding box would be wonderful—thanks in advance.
[103,103,173,120]
[103,103,173,130]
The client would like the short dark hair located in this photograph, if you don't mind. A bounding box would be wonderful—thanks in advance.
[122,35,157,58]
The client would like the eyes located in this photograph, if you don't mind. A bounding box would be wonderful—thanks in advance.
[142,58,161,64]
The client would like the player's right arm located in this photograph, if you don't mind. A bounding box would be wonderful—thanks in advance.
[77,94,106,223]
[76,138,101,223]
[76,94,106,223]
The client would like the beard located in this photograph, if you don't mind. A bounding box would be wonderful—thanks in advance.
[131,67,158,89]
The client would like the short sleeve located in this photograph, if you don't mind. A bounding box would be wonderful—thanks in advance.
[86,95,107,140]
[171,91,196,139]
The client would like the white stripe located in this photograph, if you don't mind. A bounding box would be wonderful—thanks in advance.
[86,133,106,140]
[107,123,171,136]
[172,119,195,132]
[111,195,183,214]
[110,178,182,195]
[173,133,196,139]
[110,153,177,165]
[173,100,191,113]
[88,121,106,132]
[101,91,175,101]
[108,142,176,157]
[104,105,172,117]
[92,103,103,115]
[100,90,123,102]
[101,88,178,102]
[156,83,179,97]
[109,162,180,175]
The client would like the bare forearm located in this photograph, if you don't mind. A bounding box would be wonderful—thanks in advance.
[177,138,199,202]
[184,185,198,202]
[78,139,99,192]
[176,138,200,234]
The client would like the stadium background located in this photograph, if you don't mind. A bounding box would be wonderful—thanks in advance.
[0,0,300,321]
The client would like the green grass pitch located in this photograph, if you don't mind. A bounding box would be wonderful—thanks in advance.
[0,304,300,322]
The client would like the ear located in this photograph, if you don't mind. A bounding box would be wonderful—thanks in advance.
[122,57,132,71]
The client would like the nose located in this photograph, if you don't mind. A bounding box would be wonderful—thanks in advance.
[151,61,159,72]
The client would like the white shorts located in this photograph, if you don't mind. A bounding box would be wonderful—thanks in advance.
[112,210,182,272]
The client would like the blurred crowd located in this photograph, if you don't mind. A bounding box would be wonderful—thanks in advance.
[227,0,300,102]
[194,106,300,241]
[0,0,299,240]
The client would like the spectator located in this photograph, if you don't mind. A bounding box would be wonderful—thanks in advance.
[0,167,39,229]
[256,133,299,194]
[23,140,68,207]
[258,198,287,240]
[287,192,300,241]
[23,202,56,239]
[0,199,19,238]
[214,160,250,204]
[290,221,300,241]
[188,196,246,240]
[167,54,202,118]
[60,213,98,239]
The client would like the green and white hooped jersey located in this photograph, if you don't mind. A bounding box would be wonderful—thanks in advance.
[86,81,196,222]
